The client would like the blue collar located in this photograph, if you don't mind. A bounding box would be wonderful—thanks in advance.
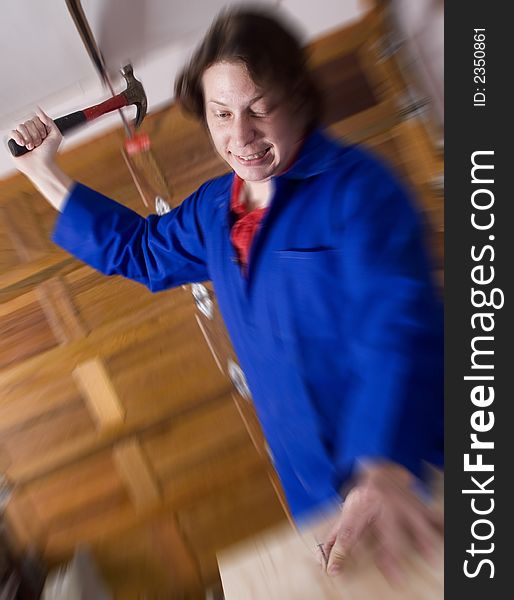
[280,128,347,180]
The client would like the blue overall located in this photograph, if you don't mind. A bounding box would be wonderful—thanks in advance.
[53,129,444,521]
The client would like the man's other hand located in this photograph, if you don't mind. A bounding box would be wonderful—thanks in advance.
[322,462,443,585]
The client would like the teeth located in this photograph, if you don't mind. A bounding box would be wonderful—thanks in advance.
[239,149,268,161]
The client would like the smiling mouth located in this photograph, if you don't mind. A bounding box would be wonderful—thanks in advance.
[234,147,271,161]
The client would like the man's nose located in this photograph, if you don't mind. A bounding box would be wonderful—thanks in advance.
[232,115,255,149]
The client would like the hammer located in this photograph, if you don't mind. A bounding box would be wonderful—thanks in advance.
[8,64,147,157]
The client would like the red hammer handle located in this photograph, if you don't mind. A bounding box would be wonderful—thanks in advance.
[82,93,128,121]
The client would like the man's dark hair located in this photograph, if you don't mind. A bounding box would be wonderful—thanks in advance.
[174,6,322,132]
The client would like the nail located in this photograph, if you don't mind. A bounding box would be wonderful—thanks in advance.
[317,543,328,568]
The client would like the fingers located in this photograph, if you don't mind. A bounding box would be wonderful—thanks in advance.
[10,108,55,150]
[11,121,31,148]
[406,505,442,563]
[375,544,405,587]
[35,106,58,136]
[9,125,26,147]
[325,487,379,576]
[11,117,47,149]
[35,106,52,126]
[315,465,444,590]
[429,506,444,534]
[25,120,43,150]
[374,501,443,585]
[33,115,48,139]
[374,511,408,585]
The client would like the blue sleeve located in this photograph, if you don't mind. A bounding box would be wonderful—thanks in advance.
[52,182,211,291]
[334,155,444,489]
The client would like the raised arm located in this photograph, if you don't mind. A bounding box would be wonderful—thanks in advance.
[9,108,210,292]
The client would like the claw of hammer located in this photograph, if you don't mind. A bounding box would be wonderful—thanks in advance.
[120,64,147,129]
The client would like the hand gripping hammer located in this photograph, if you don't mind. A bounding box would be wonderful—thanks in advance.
[8,64,147,157]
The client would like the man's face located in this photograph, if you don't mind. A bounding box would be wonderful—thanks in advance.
[202,61,305,182]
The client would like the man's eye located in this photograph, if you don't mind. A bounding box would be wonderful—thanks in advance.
[250,110,269,118]
[216,112,231,119]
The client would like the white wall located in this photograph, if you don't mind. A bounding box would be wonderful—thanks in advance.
[280,0,363,38]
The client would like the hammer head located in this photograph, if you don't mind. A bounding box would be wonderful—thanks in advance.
[120,64,147,128]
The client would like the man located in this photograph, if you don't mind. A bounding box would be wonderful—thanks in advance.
[10,6,443,583]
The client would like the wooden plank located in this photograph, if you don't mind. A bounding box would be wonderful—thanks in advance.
[0,287,39,317]
[231,392,266,456]
[0,288,196,393]
[4,491,46,551]
[0,218,22,273]
[317,52,379,127]
[5,394,231,487]
[26,452,127,526]
[6,430,103,485]
[36,276,88,343]
[41,446,268,564]
[44,503,136,562]
[63,267,164,331]
[195,471,285,536]
[105,319,230,424]
[0,253,76,303]
[162,440,266,508]
[146,514,203,593]
[0,295,58,370]
[112,439,161,510]
[307,9,379,67]
[1,193,52,261]
[218,510,443,599]
[73,357,125,429]
[3,500,33,550]
[328,99,399,143]
[141,396,248,481]
[0,375,82,434]
[194,313,223,373]
[2,401,94,474]
[178,471,286,585]
[92,512,204,598]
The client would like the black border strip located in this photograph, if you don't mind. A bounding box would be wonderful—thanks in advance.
[445,2,510,595]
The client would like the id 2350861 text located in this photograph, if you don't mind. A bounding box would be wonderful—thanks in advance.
[474,29,486,107]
